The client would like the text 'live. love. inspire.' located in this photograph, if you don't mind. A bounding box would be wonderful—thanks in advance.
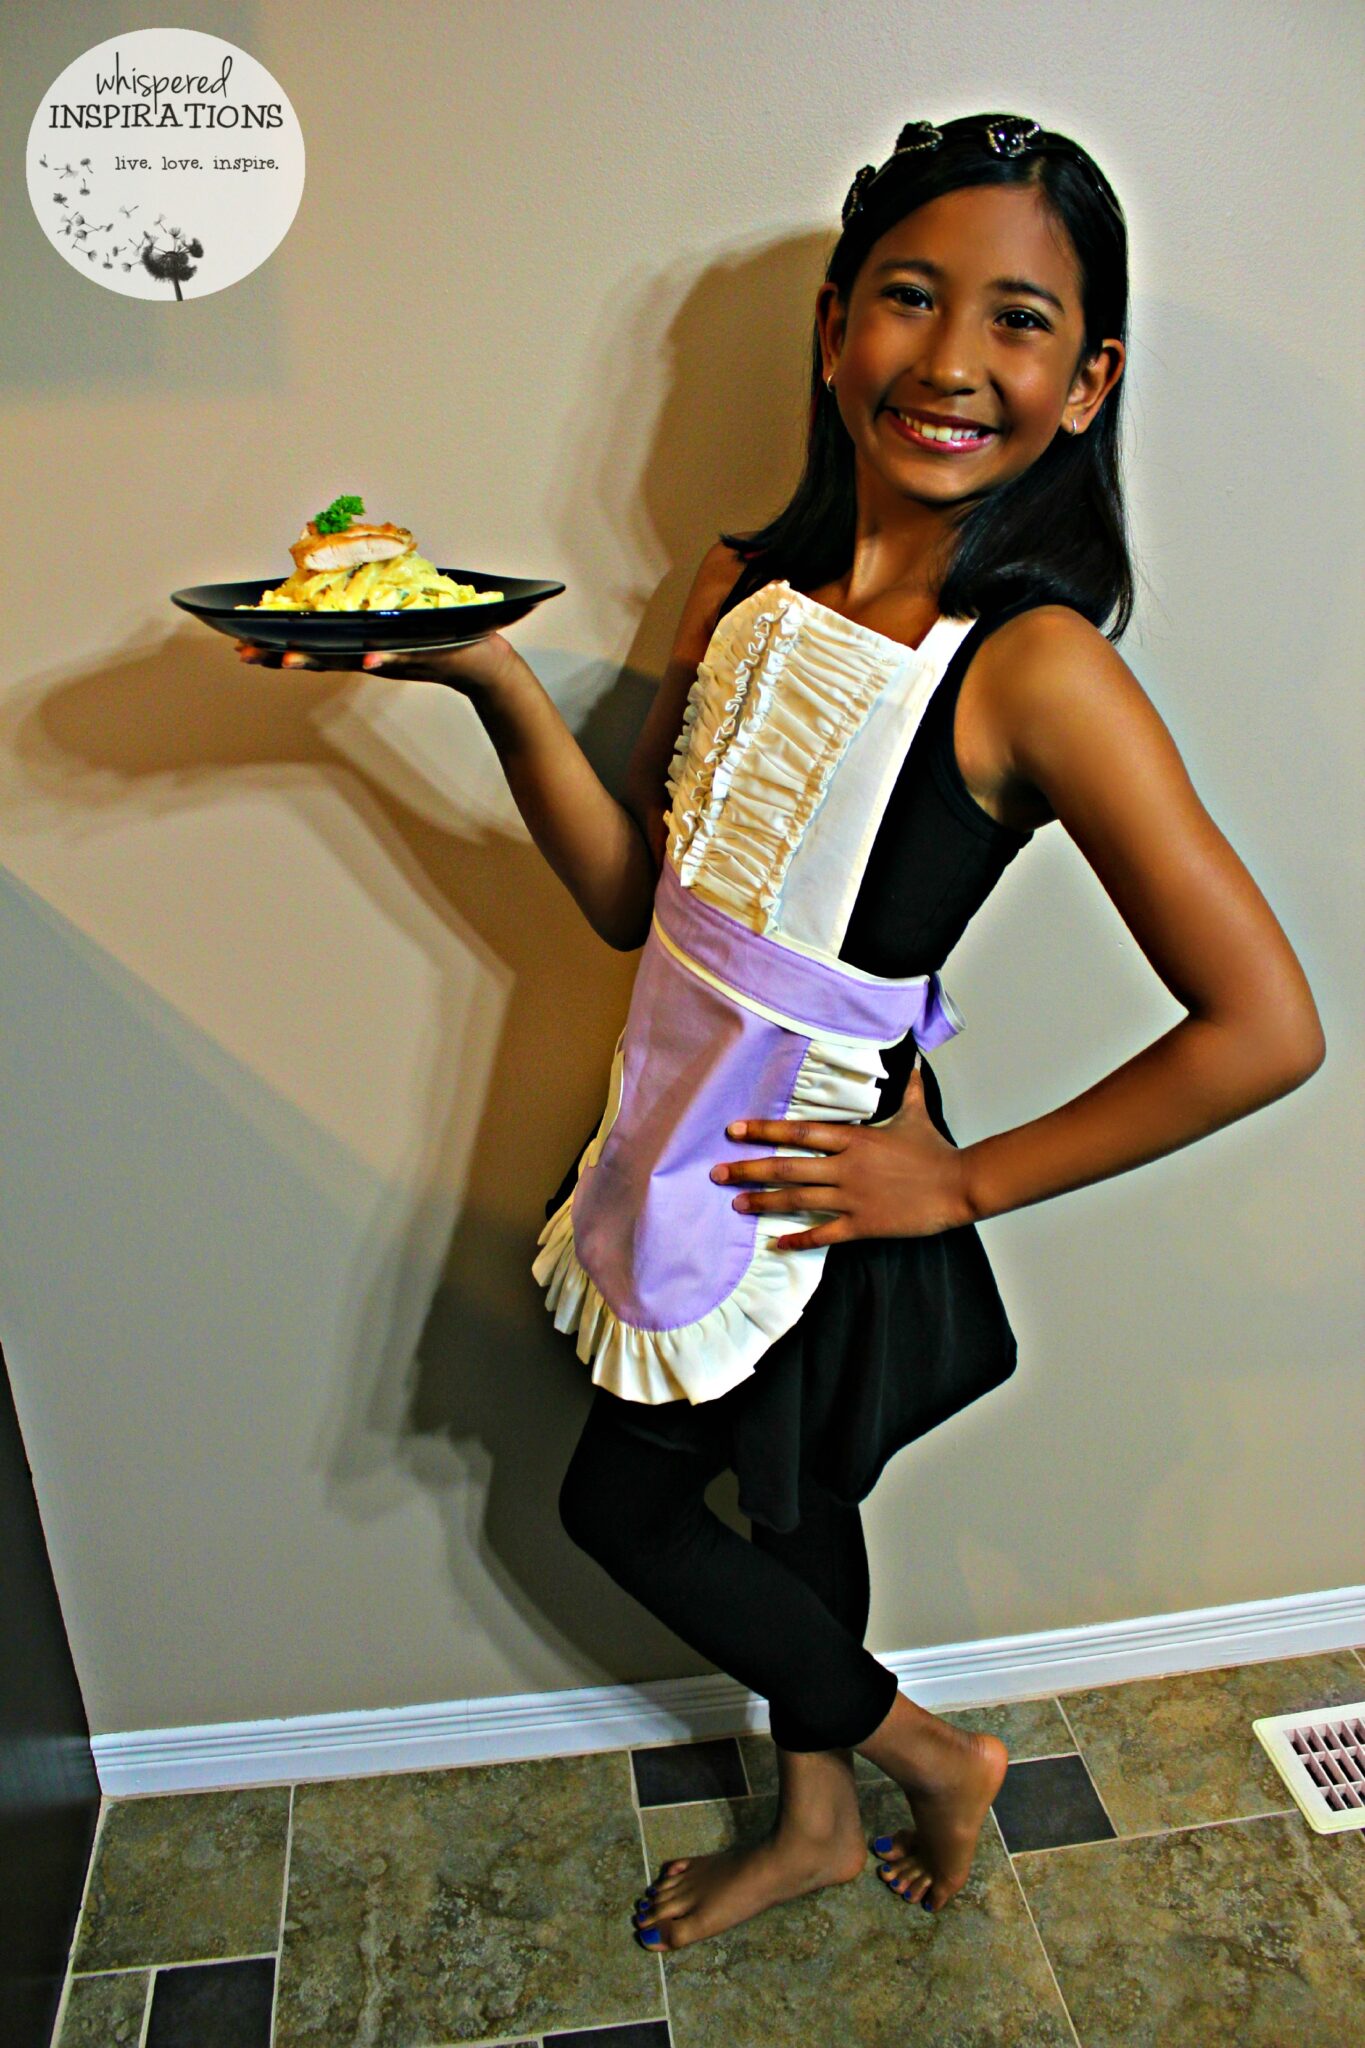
[113,154,278,173]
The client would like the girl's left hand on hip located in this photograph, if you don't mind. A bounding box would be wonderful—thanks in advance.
[711,1058,973,1246]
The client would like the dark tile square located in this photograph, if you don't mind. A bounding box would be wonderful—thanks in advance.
[546,2024,671,2047]
[145,1957,275,2048]
[993,1753,1117,1854]
[631,1736,747,1807]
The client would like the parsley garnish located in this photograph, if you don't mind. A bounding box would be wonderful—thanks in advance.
[315,494,365,534]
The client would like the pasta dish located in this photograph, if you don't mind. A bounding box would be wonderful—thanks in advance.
[236,495,503,613]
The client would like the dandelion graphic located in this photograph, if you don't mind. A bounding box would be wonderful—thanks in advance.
[38,140,221,300]
[140,225,205,301]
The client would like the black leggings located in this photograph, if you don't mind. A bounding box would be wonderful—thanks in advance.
[557,1385,900,1752]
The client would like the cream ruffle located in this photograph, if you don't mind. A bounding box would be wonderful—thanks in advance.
[530,1025,894,1405]
[666,583,907,936]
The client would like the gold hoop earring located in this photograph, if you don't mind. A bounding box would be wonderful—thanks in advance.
[825,372,836,393]
[1067,417,1080,434]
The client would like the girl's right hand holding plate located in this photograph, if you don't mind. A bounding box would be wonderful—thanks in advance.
[233,631,519,698]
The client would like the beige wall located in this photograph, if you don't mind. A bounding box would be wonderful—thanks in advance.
[2,0,1360,1736]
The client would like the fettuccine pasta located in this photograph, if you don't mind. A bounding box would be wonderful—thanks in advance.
[241,554,502,612]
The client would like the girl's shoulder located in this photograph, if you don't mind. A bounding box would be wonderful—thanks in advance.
[978,598,1112,661]
[674,540,751,664]
[959,601,1155,833]
[971,599,1141,723]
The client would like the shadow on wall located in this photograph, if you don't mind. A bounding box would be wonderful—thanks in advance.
[546,234,826,674]
[0,620,666,1712]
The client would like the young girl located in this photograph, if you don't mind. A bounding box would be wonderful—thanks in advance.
[236,113,1324,1953]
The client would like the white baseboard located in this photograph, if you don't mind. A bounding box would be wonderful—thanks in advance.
[92,1583,1365,1798]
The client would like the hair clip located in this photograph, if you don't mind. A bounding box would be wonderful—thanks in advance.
[893,120,944,156]
[842,122,942,224]
[983,116,1042,158]
[841,164,879,225]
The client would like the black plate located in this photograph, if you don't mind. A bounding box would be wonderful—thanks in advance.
[171,570,565,654]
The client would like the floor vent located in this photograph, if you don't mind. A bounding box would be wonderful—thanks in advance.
[1253,1701,1365,1833]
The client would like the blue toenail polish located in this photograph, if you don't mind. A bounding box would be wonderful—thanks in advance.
[922,1898,933,1912]
[878,1863,890,1875]
[873,1835,892,1852]
[640,1927,663,1945]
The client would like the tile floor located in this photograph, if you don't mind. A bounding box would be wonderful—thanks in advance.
[55,1647,1365,2048]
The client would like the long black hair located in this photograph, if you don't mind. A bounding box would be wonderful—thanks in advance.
[719,114,1135,640]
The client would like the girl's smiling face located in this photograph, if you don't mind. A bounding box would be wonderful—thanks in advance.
[817,181,1124,508]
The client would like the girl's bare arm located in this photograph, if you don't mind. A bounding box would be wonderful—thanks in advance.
[458,542,743,950]
[456,637,653,950]
[955,607,1326,1224]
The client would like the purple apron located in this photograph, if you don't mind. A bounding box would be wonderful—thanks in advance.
[532,581,972,1405]
[570,856,959,1333]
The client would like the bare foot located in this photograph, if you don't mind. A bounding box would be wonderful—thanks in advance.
[633,1746,868,1952]
[857,1694,1009,1913]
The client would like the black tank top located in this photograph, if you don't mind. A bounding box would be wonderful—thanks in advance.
[838,597,1039,1123]
[841,608,1034,975]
